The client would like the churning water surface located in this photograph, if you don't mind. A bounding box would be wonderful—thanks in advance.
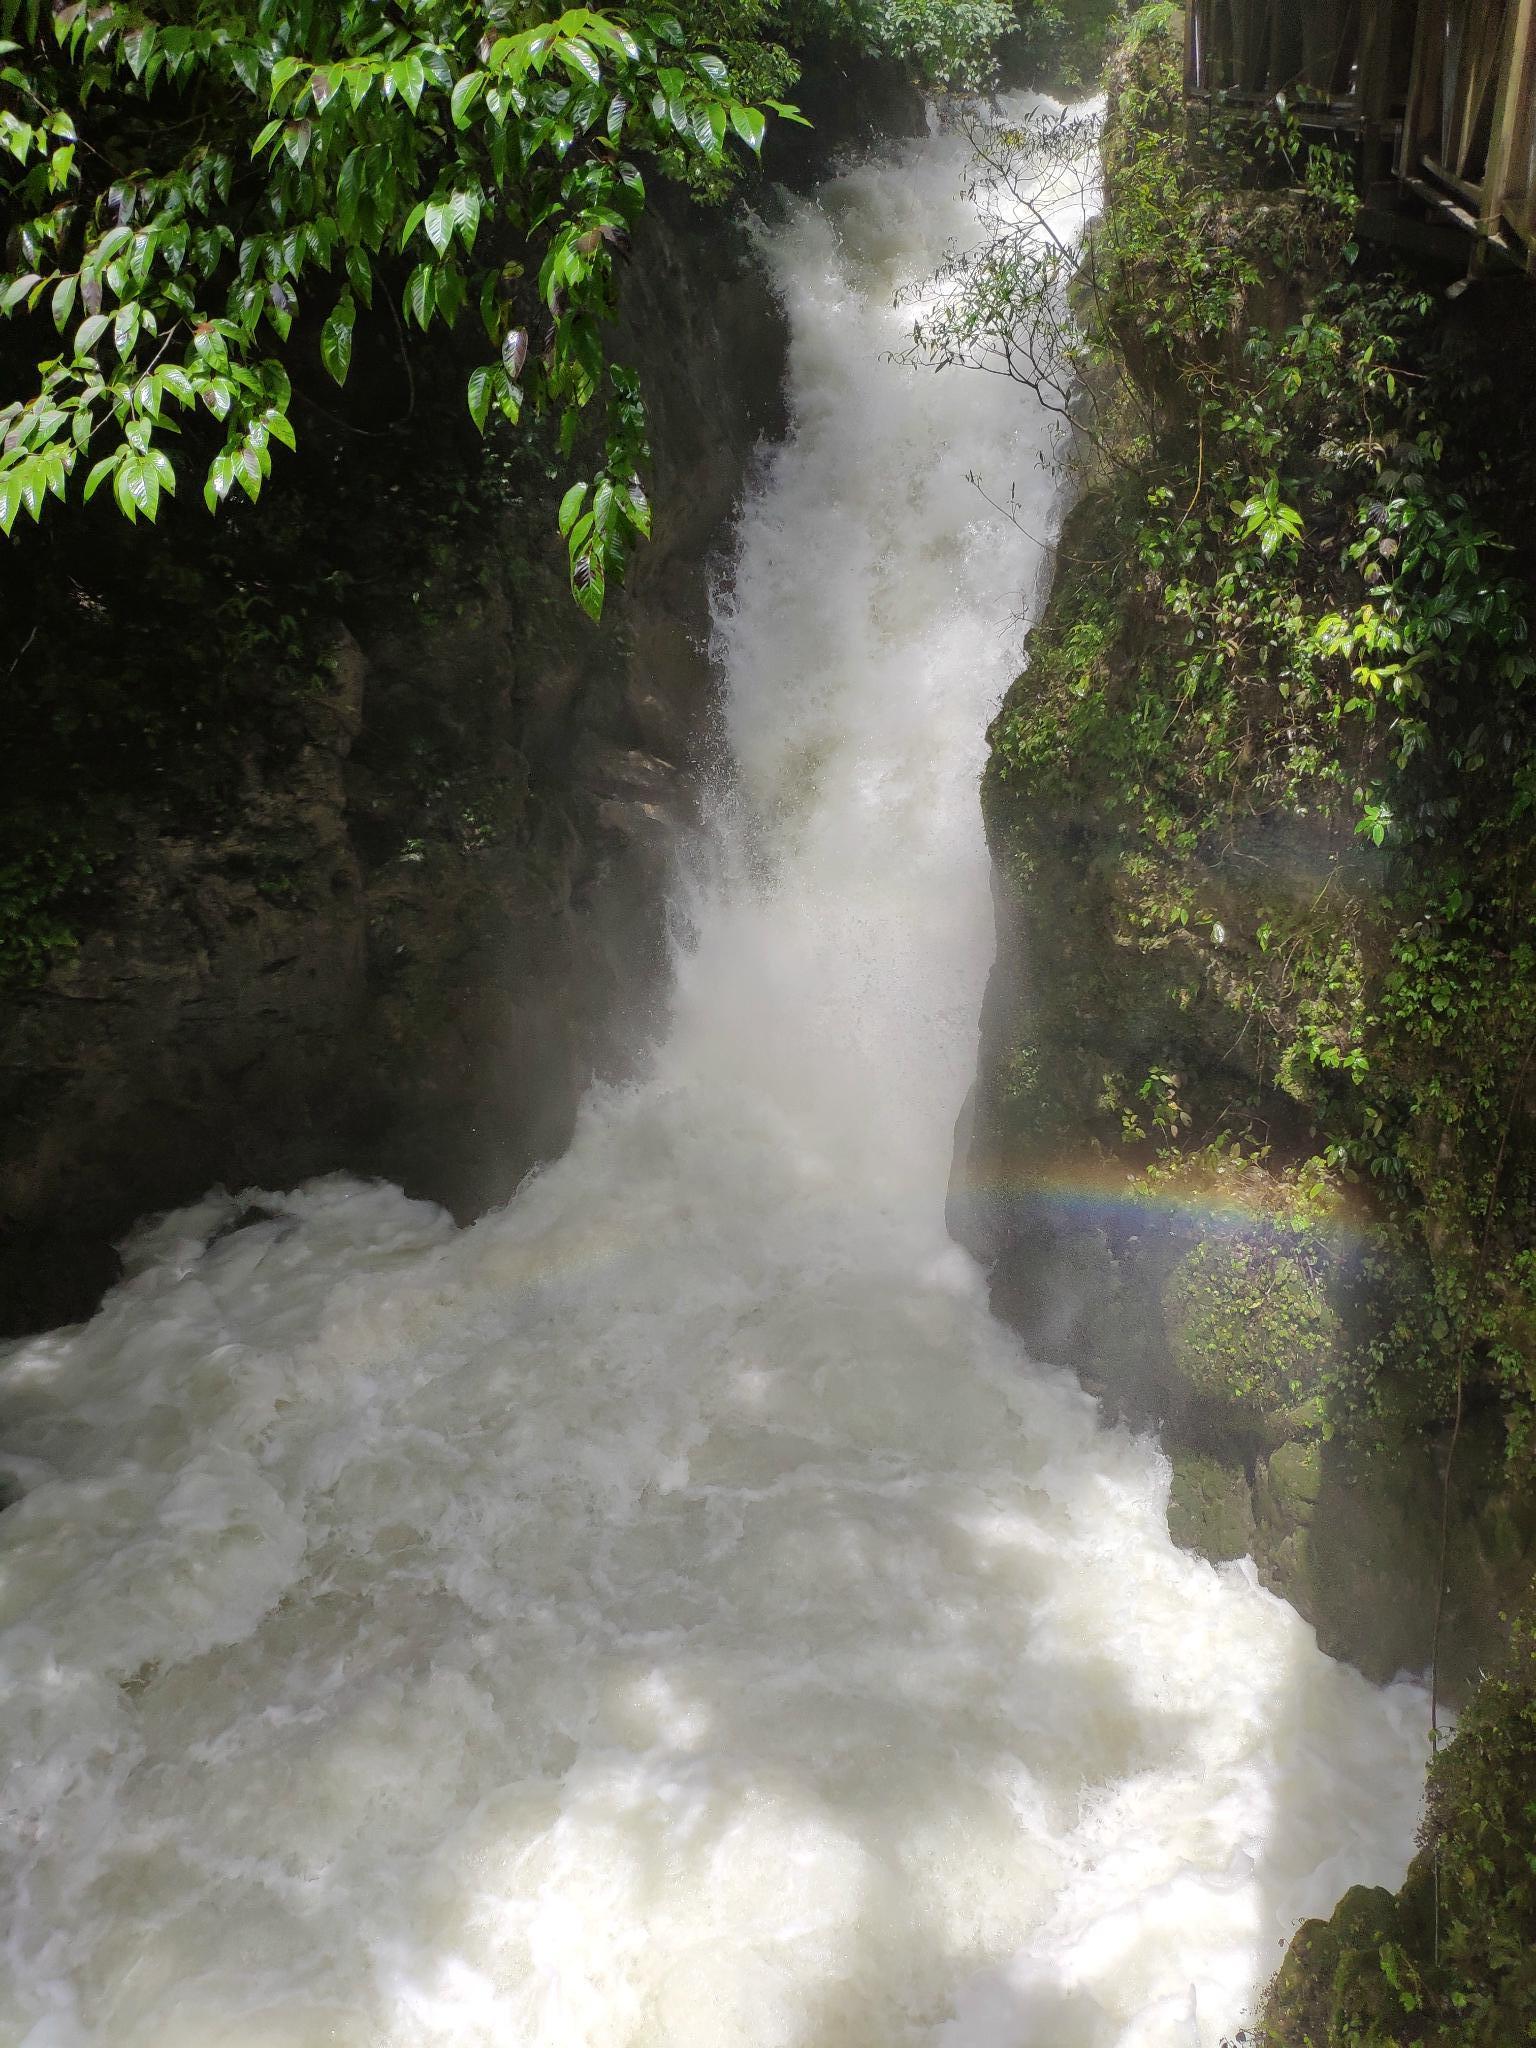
[0,110,1428,2048]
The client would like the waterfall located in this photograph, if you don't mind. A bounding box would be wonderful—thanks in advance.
[0,109,1427,2048]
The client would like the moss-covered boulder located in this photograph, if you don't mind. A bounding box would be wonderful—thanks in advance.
[1166,1447,1255,1562]
[1265,1883,1420,2048]
[1164,1235,1342,1421]
[1264,1605,1536,2044]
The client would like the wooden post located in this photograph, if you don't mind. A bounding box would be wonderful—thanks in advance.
[1357,0,1396,184]
[1398,0,1447,178]
[1366,0,1424,118]
[1477,0,1536,252]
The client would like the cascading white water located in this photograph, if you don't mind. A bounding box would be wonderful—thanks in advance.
[0,114,1428,2048]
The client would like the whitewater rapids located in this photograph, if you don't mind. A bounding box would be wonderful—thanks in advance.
[0,109,1427,2048]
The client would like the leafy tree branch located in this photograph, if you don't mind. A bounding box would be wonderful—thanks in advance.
[0,0,797,614]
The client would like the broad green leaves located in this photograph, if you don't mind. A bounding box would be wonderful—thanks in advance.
[552,360,650,616]
[0,0,791,615]
[1236,477,1304,560]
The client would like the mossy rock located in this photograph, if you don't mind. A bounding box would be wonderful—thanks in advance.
[1262,1439,1325,1523]
[1166,1447,1254,1563]
[1163,1230,1341,1417]
[1266,1608,1536,2039]
[1264,1884,1411,2046]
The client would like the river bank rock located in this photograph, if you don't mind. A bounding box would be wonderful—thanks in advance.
[0,193,787,1338]
[948,473,1536,1702]
[954,745,1536,1697]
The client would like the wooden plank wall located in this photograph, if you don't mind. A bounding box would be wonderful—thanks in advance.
[1184,0,1536,269]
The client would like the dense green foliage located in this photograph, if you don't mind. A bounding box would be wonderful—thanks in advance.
[0,0,791,616]
[1405,1608,1536,2041]
[0,0,1068,614]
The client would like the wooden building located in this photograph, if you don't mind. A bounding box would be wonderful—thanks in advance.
[1183,0,1536,272]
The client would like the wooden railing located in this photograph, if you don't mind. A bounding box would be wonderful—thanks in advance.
[1400,0,1536,263]
[1183,0,1416,119]
[1184,0,1536,271]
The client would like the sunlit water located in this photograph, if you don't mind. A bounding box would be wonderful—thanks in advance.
[0,111,1427,2048]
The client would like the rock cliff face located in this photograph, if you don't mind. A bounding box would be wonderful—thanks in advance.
[951,590,1535,1698]
[0,198,787,1336]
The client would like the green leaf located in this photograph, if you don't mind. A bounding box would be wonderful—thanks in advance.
[557,479,588,536]
[1,271,42,313]
[424,199,453,257]
[203,449,232,511]
[0,467,24,537]
[559,37,601,86]
[729,104,765,153]
[467,364,494,433]
[113,451,157,522]
[112,301,141,358]
[320,293,354,384]
[122,23,155,77]
[82,451,118,502]
[450,70,484,128]
[403,262,434,330]
[571,545,605,620]
[390,53,426,112]
[269,54,305,103]
[586,17,639,60]
[450,188,482,251]
[345,246,373,307]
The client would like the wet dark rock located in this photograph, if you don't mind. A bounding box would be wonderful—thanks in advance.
[0,198,789,1339]
[955,569,1536,1696]
[205,1203,285,1249]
